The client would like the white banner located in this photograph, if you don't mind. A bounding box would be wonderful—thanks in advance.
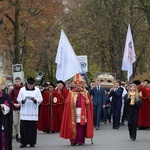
[121,24,136,81]
[55,30,82,82]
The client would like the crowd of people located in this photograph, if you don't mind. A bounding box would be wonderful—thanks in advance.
[0,74,150,149]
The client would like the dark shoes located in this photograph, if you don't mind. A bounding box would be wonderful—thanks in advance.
[95,126,99,130]
[20,144,35,148]
[113,126,119,129]
[16,138,21,143]
[71,142,84,146]
[20,144,27,148]
[130,136,136,141]
[16,134,21,143]
[71,142,77,146]
[138,127,147,130]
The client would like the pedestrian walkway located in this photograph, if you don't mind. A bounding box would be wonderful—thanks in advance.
[12,122,150,150]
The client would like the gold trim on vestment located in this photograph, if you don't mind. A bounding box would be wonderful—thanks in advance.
[70,90,90,138]
[70,92,78,138]
[80,91,89,104]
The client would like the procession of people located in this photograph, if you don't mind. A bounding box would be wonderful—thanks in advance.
[0,74,150,149]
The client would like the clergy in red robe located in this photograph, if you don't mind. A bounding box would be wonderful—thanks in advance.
[52,80,68,132]
[38,83,55,133]
[133,80,150,128]
[60,74,94,146]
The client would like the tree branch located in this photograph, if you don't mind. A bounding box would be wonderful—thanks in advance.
[5,13,15,27]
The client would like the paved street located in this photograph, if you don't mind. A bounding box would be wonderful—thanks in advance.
[12,122,150,150]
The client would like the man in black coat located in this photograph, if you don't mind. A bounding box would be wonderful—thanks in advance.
[109,80,123,129]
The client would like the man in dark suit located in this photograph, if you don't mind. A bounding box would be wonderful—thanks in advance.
[90,79,106,130]
[109,80,123,129]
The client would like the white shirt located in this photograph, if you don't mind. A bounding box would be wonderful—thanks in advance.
[121,86,127,98]
[97,86,101,90]
[17,86,43,121]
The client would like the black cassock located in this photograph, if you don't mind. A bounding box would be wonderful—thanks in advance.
[20,120,37,145]
[0,92,13,150]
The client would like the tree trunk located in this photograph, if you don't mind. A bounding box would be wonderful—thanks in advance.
[14,0,20,64]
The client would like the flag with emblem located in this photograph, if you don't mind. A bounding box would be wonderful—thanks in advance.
[121,24,136,81]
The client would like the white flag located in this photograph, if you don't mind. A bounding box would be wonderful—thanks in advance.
[121,24,136,81]
[55,30,82,82]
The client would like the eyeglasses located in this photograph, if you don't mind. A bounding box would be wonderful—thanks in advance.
[49,87,53,88]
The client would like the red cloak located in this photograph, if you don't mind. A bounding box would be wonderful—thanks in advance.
[52,87,69,132]
[38,90,52,131]
[138,85,150,127]
[60,88,94,139]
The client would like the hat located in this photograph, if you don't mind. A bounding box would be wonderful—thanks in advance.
[0,76,4,85]
[42,83,48,87]
[74,73,83,84]
[57,80,65,86]
[133,80,141,86]
[50,83,55,88]
[27,77,35,85]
